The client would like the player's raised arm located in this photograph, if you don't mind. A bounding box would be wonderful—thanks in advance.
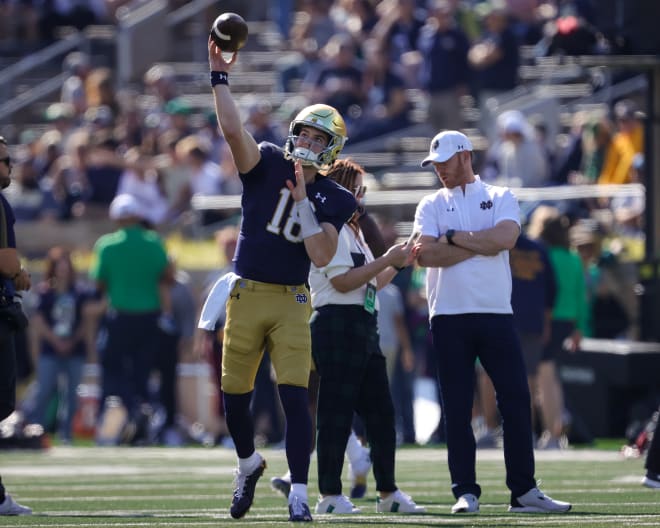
[208,38,259,173]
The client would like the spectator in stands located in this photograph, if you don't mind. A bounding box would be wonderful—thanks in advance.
[115,92,146,151]
[530,116,556,180]
[416,0,471,132]
[79,131,123,219]
[216,140,242,196]
[598,99,644,185]
[60,51,91,123]
[580,114,613,184]
[28,246,90,444]
[143,64,179,112]
[305,33,366,130]
[9,173,42,222]
[552,111,613,219]
[163,97,194,141]
[611,153,645,239]
[241,97,285,146]
[38,0,109,42]
[43,102,77,142]
[0,1,40,50]
[32,129,62,183]
[152,130,189,208]
[373,0,425,68]
[85,68,120,120]
[349,38,412,143]
[446,0,481,43]
[570,221,631,340]
[330,0,380,47]
[115,147,169,227]
[486,110,550,187]
[537,5,600,56]
[468,1,520,136]
[277,0,338,92]
[169,134,224,225]
[527,205,587,449]
[83,105,115,136]
[47,129,92,220]
[552,110,587,185]
[506,0,545,46]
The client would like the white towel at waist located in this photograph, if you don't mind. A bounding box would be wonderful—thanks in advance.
[197,271,240,331]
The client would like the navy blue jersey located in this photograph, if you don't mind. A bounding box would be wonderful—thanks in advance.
[510,234,556,335]
[234,142,357,285]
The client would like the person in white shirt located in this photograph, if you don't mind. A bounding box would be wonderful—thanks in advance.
[309,159,424,516]
[413,130,571,515]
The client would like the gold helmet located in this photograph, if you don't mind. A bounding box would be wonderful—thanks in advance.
[284,104,347,170]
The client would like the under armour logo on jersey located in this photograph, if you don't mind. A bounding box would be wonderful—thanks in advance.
[480,200,493,210]
[295,293,308,304]
[315,192,327,203]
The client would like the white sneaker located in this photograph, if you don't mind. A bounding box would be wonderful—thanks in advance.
[451,493,479,513]
[348,446,371,499]
[377,489,426,513]
[642,472,660,489]
[315,494,361,514]
[509,487,571,513]
[0,494,32,515]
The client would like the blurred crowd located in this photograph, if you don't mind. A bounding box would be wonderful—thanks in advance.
[0,0,649,233]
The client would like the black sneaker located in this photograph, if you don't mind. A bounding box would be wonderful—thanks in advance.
[229,456,267,519]
[288,495,313,522]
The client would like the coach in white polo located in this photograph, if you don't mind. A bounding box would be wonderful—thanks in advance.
[412,130,571,515]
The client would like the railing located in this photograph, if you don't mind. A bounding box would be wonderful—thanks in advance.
[191,183,645,214]
[0,0,217,123]
[0,27,115,126]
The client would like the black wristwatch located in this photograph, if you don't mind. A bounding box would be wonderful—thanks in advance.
[445,229,456,246]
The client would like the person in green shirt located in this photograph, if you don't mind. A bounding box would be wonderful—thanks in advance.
[89,194,173,443]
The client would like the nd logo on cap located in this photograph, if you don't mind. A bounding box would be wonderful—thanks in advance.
[422,131,473,167]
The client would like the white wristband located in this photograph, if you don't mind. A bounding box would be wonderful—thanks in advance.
[295,197,323,239]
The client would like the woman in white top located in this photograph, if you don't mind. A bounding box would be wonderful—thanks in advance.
[309,159,424,515]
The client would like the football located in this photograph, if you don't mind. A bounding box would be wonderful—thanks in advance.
[210,12,248,52]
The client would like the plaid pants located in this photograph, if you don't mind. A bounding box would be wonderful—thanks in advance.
[311,304,396,495]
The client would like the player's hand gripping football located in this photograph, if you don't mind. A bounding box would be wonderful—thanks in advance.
[208,36,237,72]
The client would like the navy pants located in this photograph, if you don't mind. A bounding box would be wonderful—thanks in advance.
[430,313,536,500]
[101,310,159,419]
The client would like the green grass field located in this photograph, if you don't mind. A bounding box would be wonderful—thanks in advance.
[1,445,658,527]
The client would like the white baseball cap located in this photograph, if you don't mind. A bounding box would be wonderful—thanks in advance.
[421,130,473,167]
[109,194,143,221]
